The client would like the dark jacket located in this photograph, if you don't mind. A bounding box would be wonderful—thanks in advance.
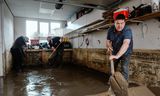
[10,36,26,60]
[49,37,61,48]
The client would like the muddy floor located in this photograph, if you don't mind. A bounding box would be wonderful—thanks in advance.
[0,64,160,96]
[0,64,109,96]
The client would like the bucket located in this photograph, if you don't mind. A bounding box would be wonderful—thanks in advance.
[113,8,129,20]
[30,39,39,46]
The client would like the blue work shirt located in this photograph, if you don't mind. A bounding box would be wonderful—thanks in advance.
[107,25,133,56]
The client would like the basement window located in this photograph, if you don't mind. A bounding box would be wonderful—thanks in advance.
[26,20,38,39]
[39,22,49,37]
[26,20,62,39]
[50,22,61,35]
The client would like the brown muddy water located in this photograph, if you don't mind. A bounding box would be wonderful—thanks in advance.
[0,64,160,96]
[0,64,109,96]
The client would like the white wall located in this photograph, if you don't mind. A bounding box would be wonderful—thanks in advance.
[70,30,106,48]
[0,0,14,76]
[66,0,160,49]
[3,1,14,74]
[0,0,3,76]
[131,19,160,49]
[14,17,26,39]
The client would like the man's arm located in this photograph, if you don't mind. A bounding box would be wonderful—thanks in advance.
[109,39,130,60]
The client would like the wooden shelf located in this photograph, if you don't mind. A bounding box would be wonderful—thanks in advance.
[131,11,160,21]
[84,23,113,34]
[65,19,103,36]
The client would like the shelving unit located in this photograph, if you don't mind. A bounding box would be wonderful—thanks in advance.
[66,19,103,36]
[84,11,160,34]
[67,11,160,38]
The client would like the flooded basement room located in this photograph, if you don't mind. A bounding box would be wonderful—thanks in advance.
[1,0,160,96]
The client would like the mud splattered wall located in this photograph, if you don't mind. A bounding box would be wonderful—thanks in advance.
[130,49,160,86]
[72,49,109,73]
[71,48,160,87]
[68,20,160,87]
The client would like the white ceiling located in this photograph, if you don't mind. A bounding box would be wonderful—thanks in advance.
[5,0,120,21]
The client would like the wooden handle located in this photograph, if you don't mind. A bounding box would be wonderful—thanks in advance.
[48,42,63,59]
[111,59,115,75]
[109,51,115,75]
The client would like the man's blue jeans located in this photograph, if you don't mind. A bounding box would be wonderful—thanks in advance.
[114,54,131,81]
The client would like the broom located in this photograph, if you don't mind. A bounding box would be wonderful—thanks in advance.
[48,41,63,63]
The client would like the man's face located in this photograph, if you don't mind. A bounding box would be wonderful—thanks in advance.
[114,19,125,32]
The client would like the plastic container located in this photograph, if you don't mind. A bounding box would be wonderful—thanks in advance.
[30,39,39,46]
[113,8,129,20]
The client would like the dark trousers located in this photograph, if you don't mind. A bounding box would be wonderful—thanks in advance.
[49,48,63,67]
[114,54,131,81]
[11,48,24,72]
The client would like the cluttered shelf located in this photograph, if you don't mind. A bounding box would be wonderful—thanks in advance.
[131,11,160,21]
[83,11,160,34]
[67,11,160,39]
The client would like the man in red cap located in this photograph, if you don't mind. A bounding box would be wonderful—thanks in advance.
[106,14,133,81]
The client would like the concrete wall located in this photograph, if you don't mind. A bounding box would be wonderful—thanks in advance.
[69,19,160,49]
[72,48,160,87]
[69,30,106,48]
[14,17,26,39]
[0,0,14,76]
[130,20,160,49]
